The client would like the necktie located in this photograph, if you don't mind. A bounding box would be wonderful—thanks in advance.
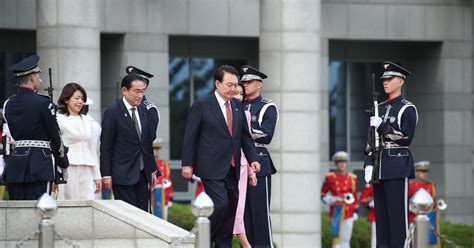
[225,102,235,166]
[131,108,144,170]
[131,108,141,138]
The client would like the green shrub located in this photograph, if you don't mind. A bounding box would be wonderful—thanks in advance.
[169,204,473,247]
[168,202,196,231]
[168,203,278,247]
[439,221,474,247]
[321,213,370,248]
[322,213,474,248]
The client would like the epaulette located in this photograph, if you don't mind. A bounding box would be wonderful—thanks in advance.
[261,98,273,104]
[7,94,16,100]
[378,100,387,106]
[326,172,335,177]
[348,172,357,179]
[401,99,413,105]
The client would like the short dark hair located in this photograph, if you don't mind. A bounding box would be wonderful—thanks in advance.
[58,82,87,116]
[214,65,239,82]
[237,82,247,102]
[16,74,34,85]
[121,74,145,89]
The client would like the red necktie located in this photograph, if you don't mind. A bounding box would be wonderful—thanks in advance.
[225,101,235,166]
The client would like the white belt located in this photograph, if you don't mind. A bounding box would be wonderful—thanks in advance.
[254,143,268,148]
[383,142,408,149]
[15,140,51,149]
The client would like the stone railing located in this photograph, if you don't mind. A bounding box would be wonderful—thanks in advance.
[0,199,194,247]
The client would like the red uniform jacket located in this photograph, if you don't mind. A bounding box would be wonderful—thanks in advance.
[321,172,359,219]
[156,160,174,205]
[408,179,436,223]
[360,184,376,222]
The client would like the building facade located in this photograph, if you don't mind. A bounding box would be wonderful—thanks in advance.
[0,0,472,247]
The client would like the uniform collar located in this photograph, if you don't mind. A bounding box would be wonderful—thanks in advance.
[387,95,402,104]
[246,95,262,104]
[18,86,35,95]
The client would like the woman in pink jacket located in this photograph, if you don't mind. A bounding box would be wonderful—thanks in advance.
[233,83,257,248]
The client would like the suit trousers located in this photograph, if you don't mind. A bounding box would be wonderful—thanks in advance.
[374,178,408,248]
[202,167,238,248]
[244,175,274,248]
[7,181,50,200]
[113,170,149,212]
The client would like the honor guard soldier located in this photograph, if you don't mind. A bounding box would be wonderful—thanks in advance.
[364,61,418,247]
[321,151,359,248]
[408,161,441,248]
[2,55,69,200]
[360,184,376,248]
[241,65,278,248]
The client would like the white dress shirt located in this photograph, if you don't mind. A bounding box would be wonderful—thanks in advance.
[122,97,142,133]
[214,90,230,124]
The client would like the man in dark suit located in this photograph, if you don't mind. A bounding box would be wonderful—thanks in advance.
[181,65,261,248]
[100,73,160,211]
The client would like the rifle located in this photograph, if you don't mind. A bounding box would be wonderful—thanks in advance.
[364,74,381,184]
[45,68,67,185]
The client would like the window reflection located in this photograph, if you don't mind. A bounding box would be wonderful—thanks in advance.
[328,60,383,161]
[169,57,190,160]
[168,57,247,160]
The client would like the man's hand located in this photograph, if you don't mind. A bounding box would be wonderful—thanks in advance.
[364,165,374,183]
[94,179,102,193]
[249,174,257,187]
[250,162,261,173]
[102,177,112,189]
[182,166,193,180]
[151,171,159,188]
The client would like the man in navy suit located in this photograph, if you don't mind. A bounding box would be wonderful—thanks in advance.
[100,73,160,211]
[181,65,261,248]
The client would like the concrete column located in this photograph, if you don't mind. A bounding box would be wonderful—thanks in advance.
[120,33,170,159]
[36,0,101,120]
[260,0,321,247]
[471,1,474,227]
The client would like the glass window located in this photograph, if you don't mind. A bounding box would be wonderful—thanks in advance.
[328,60,383,162]
[169,57,190,160]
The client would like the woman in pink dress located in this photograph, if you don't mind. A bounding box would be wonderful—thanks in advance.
[233,83,257,248]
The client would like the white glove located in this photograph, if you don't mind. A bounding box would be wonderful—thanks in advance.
[370,116,383,129]
[368,200,375,208]
[322,194,333,205]
[364,165,373,183]
[352,213,359,221]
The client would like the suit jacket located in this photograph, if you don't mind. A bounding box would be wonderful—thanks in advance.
[181,93,257,180]
[100,99,159,185]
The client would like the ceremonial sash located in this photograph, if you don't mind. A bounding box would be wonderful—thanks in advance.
[428,211,441,248]
[152,185,165,219]
[331,205,345,245]
[101,188,114,200]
